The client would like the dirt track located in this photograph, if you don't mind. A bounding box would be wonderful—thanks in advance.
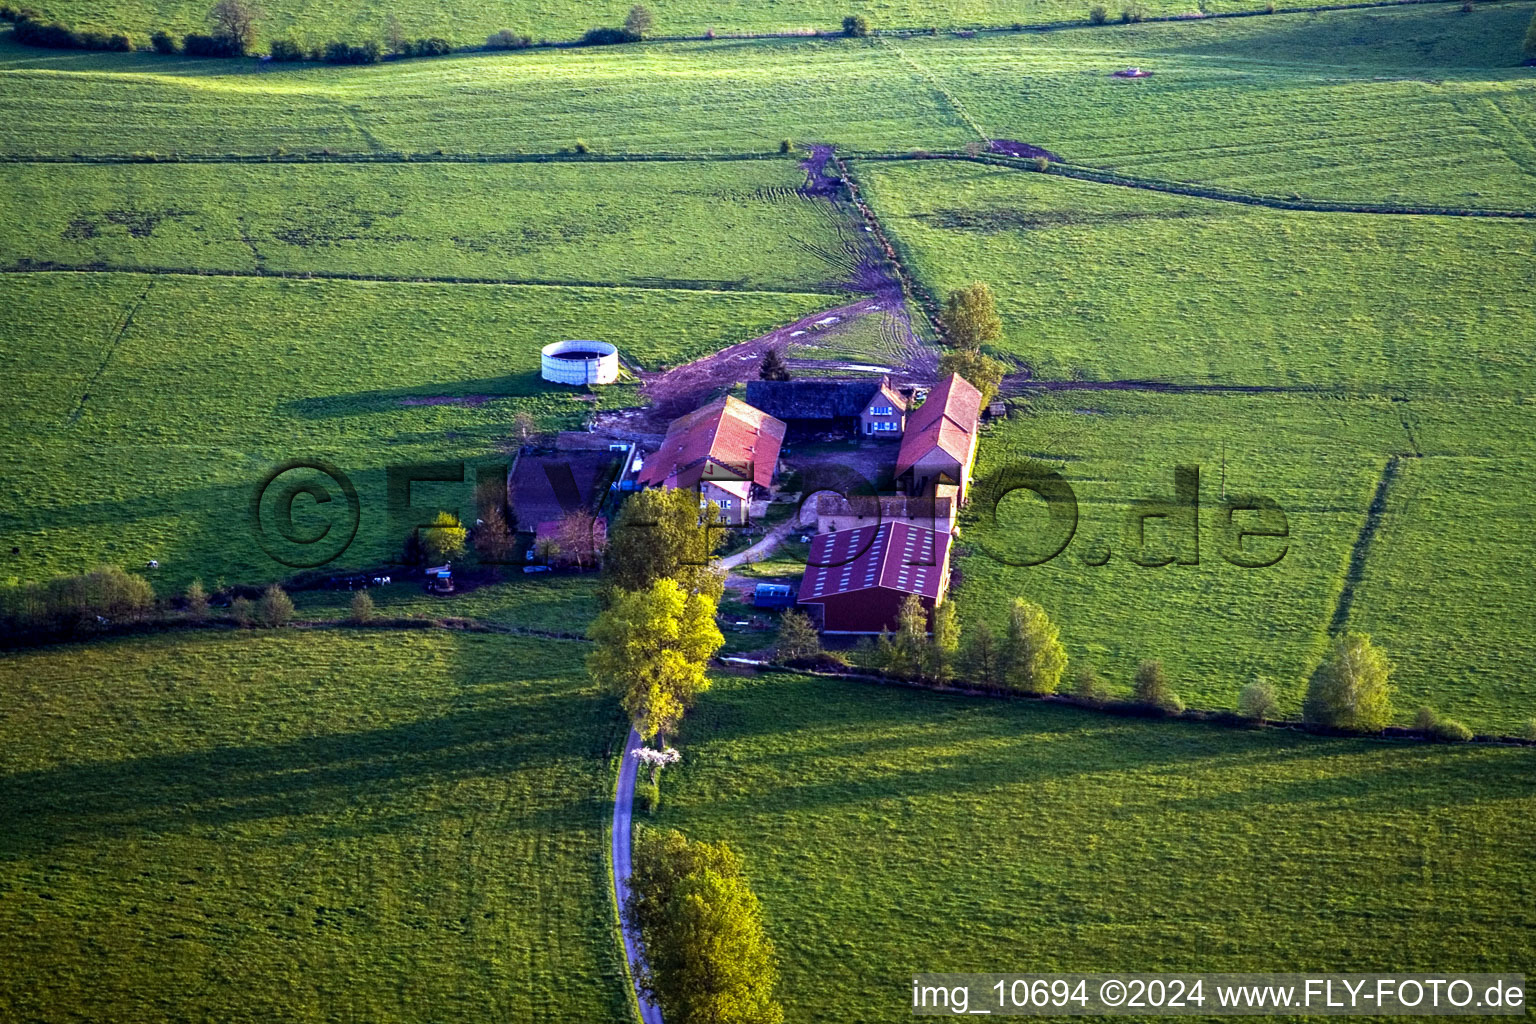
[594,145,939,437]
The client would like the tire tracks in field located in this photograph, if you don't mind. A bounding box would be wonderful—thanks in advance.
[65,279,152,427]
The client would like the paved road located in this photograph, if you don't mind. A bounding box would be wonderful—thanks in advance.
[612,728,664,1024]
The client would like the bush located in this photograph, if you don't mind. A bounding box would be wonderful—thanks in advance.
[1522,718,1536,742]
[1237,679,1279,722]
[1089,5,1109,23]
[150,29,177,52]
[842,14,869,37]
[0,6,15,21]
[573,138,591,153]
[775,610,820,664]
[268,37,304,60]
[1412,706,1440,732]
[350,590,375,624]
[183,32,242,56]
[1120,3,1146,22]
[1133,659,1182,713]
[14,16,80,48]
[486,28,532,49]
[185,579,209,621]
[256,584,294,627]
[636,779,660,814]
[1433,718,1473,742]
[0,565,156,643]
[230,596,254,627]
[323,39,381,64]
[409,36,451,56]
[779,138,793,154]
[580,26,638,45]
[1071,667,1108,704]
[1304,632,1393,732]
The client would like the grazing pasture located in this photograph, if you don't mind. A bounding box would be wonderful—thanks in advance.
[855,158,1536,390]
[15,0,1390,52]
[0,159,861,293]
[660,671,1536,1024]
[0,630,629,1023]
[2,5,1531,212]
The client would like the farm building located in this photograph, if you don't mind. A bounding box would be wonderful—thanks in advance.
[638,395,786,525]
[895,373,982,502]
[815,485,958,534]
[744,377,907,438]
[509,449,621,533]
[796,521,952,634]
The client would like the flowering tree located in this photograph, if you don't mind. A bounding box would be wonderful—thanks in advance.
[633,745,682,784]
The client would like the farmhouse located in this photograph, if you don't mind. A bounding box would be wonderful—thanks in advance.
[895,373,982,502]
[796,521,952,633]
[744,377,907,438]
[815,485,958,534]
[639,395,786,525]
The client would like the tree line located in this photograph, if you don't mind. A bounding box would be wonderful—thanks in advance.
[774,595,1490,740]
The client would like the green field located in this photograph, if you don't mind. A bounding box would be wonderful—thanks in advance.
[660,671,1536,1023]
[0,159,862,292]
[3,5,1532,210]
[856,158,1536,388]
[0,629,629,1022]
[12,0,1422,50]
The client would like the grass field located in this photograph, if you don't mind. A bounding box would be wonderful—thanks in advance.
[660,671,1536,1023]
[0,629,629,1022]
[0,272,832,589]
[0,158,863,292]
[2,5,1532,211]
[14,0,1406,50]
[855,159,1536,389]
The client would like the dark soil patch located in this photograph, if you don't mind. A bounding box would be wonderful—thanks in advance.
[61,218,98,241]
[989,139,1064,161]
[103,208,187,238]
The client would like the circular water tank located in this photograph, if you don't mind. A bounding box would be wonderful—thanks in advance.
[541,340,619,386]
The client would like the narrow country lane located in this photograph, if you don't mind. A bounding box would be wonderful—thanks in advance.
[612,728,664,1024]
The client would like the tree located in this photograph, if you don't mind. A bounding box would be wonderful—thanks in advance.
[891,593,928,679]
[473,499,516,564]
[604,487,726,604]
[1072,666,1108,703]
[941,281,1003,351]
[385,12,405,53]
[1526,7,1536,61]
[937,348,1007,406]
[842,14,869,36]
[929,599,960,683]
[208,0,260,54]
[587,579,724,741]
[1089,4,1109,23]
[1303,632,1393,732]
[628,829,785,1024]
[774,610,820,664]
[555,510,605,569]
[961,618,1003,687]
[256,584,294,627]
[230,596,254,627]
[1133,659,1182,713]
[350,590,375,624]
[759,348,791,382]
[1001,597,1067,694]
[185,579,209,620]
[625,4,654,38]
[421,510,467,563]
[512,410,538,446]
[1237,678,1278,721]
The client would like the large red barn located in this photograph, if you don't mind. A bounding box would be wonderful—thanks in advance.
[796,521,952,634]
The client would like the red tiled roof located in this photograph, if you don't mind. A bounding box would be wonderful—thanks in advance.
[895,373,982,478]
[639,395,786,491]
[797,521,951,603]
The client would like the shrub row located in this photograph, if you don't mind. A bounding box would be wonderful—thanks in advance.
[0,566,154,644]
[12,13,134,50]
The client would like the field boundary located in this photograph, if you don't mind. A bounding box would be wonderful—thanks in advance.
[0,151,801,165]
[851,152,1536,218]
[721,657,1536,746]
[0,262,846,296]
